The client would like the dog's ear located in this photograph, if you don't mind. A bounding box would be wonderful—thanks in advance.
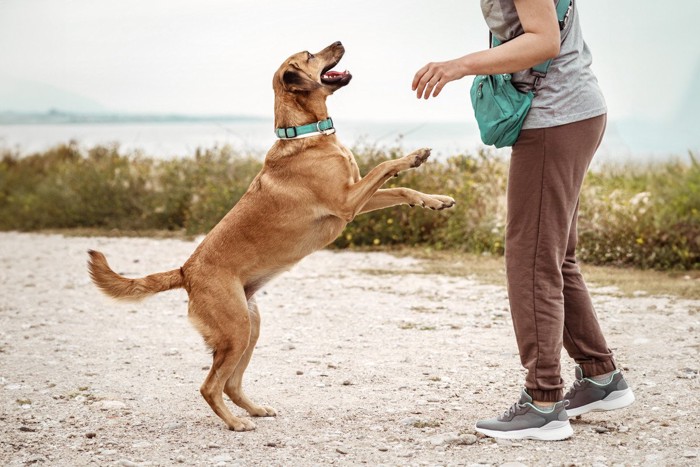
[282,65,321,92]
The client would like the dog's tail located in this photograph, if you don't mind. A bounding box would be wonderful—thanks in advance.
[87,250,184,301]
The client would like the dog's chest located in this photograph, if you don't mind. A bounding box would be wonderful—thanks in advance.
[337,147,361,182]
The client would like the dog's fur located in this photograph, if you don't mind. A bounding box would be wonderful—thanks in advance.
[88,42,455,431]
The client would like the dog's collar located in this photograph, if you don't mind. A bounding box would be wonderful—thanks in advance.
[275,117,335,140]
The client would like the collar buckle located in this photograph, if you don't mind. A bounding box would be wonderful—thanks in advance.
[317,117,335,135]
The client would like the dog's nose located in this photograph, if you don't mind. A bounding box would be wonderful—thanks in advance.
[332,41,342,47]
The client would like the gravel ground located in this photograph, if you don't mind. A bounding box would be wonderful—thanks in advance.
[1,232,699,466]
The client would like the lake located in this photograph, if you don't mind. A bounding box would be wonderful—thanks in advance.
[0,119,695,166]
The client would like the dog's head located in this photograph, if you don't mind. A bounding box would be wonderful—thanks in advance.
[273,41,352,95]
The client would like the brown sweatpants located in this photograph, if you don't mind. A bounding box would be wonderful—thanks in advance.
[506,114,616,402]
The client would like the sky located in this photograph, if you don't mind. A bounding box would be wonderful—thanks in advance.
[1,0,699,125]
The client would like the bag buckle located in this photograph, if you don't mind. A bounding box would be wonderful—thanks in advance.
[559,1,573,30]
[531,70,546,90]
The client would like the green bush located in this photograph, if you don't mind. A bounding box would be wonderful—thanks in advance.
[578,155,700,269]
[0,143,697,270]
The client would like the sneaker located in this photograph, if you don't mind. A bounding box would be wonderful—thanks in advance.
[564,366,635,417]
[475,388,573,441]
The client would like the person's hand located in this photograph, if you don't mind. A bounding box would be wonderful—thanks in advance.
[412,59,465,99]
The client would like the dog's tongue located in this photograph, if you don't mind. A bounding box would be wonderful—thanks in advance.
[322,70,349,80]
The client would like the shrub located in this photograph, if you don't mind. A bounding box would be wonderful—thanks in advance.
[0,144,697,270]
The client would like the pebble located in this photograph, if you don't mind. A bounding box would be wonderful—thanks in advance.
[118,460,138,467]
[296,370,304,375]
[210,453,233,463]
[175,455,186,463]
[426,432,460,446]
[378,446,389,452]
[594,426,609,433]
[500,463,527,467]
[97,400,126,410]
[617,425,630,433]
[336,447,348,455]
[682,450,698,458]
[455,434,478,446]
[24,457,46,465]
[400,416,421,426]
[85,432,96,438]
[163,348,179,356]
[132,441,152,449]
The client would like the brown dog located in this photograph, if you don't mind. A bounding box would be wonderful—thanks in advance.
[88,41,455,431]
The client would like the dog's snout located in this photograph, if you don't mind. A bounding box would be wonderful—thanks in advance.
[328,41,344,54]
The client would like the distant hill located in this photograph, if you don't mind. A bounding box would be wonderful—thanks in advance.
[0,78,264,124]
[606,118,698,157]
[0,110,266,125]
[608,58,700,157]
[0,77,107,114]
[674,57,700,134]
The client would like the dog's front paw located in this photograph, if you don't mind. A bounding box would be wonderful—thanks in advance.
[406,147,431,168]
[248,405,277,417]
[415,194,456,210]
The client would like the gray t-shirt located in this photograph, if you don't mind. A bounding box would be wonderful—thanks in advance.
[480,0,606,129]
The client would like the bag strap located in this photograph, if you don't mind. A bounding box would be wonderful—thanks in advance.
[531,0,573,76]
[489,0,572,78]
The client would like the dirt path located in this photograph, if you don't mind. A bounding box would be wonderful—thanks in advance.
[1,232,698,466]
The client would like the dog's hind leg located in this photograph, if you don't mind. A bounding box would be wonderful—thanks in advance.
[224,296,277,417]
[193,281,257,431]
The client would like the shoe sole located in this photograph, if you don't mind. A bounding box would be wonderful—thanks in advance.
[566,388,635,417]
[475,420,573,441]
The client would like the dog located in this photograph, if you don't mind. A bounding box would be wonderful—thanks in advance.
[88,41,455,431]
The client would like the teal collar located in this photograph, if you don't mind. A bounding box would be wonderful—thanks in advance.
[275,117,335,140]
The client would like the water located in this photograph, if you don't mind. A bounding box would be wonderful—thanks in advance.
[0,120,485,159]
[0,119,695,165]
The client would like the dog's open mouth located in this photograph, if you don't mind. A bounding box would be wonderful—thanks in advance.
[321,64,352,86]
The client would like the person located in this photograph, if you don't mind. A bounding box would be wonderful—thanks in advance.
[412,0,634,441]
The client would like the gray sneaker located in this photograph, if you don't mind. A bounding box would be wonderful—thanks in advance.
[475,388,573,441]
[564,366,635,417]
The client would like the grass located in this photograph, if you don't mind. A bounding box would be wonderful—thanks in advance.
[354,245,700,300]
[407,248,700,301]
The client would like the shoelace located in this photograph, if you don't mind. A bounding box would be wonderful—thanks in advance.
[499,402,526,420]
[564,378,583,399]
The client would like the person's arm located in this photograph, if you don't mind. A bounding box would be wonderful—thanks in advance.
[412,0,561,99]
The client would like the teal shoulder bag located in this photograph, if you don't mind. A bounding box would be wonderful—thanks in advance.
[470,0,572,148]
